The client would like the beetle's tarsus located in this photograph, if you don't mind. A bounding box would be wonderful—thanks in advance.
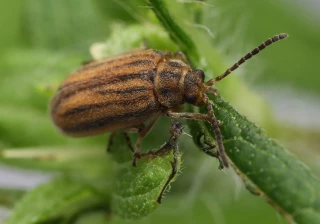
[132,152,141,167]
[217,154,224,170]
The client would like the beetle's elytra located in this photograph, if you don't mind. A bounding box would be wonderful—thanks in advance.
[51,33,288,168]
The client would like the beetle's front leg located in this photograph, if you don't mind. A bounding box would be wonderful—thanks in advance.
[165,110,228,169]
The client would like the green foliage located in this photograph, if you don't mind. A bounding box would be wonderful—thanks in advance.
[212,0,320,95]
[6,178,108,224]
[203,97,320,222]
[109,133,181,220]
[0,0,319,224]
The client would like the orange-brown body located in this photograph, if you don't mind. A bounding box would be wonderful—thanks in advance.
[51,49,205,137]
[50,34,288,169]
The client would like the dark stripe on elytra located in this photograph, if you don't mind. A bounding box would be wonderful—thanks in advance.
[62,95,150,117]
[52,72,150,113]
[58,59,155,91]
[96,86,152,95]
[63,102,157,133]
[60,70,147,92]
[105,70,151,85]
[78,54,157,72]
[51,81,108,114]
[102,59,155,74]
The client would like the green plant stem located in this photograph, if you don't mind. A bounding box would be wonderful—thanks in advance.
[147,0,200,65]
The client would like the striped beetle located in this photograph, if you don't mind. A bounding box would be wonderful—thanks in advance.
[51,33,288,168]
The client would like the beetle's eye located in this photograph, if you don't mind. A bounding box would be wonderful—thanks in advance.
[194,69,205,81]
[185,95,197,104]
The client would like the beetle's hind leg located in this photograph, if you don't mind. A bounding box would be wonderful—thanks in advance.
[106,132,134,153]
[106,132,116,153]
[133,113,162,166]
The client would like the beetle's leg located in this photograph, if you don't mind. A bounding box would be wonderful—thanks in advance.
[156,120,183,203]
[166,111,214,158]
[202,94,228,168]
[123,133,134,153]
[107,124,145,153]
[106,132,134,153]
[194,132,223,169]
[157,133,179,204]
[202,147,224,170]
[118,124,146,154]
[165,103,229,169]
[196,132,216,156]
[201,140,224,170]
[106,132,116,153]
[134,120,182,202]
[123,123,145,133]
[133,113,162,166]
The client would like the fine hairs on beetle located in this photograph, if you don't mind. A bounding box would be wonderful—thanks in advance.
[50,33,288,168]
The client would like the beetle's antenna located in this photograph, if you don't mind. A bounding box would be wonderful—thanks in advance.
[203,94,229,168]
[206,33,288,86]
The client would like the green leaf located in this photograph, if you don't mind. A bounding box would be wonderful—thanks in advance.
[108,129,181,220]
[89,23,177,60]
[73,211,110,224]
[21,0,107,51]
[205,96,320,223]
[6,177,109,224]
[93,0,148,23]
[0,188,25,209]
[148,1,320,223]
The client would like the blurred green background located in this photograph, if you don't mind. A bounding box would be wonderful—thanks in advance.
[0,0,319,223]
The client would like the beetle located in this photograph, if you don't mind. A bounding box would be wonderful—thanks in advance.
[50,33,288,168]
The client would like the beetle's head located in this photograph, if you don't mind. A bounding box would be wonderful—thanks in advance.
[184,69,206,106]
